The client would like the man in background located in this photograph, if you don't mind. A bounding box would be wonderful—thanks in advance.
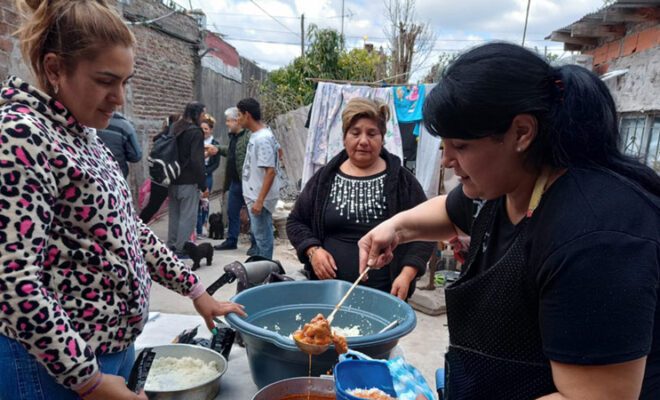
[208,107,257,255]
[236,98,279,259]
[97,112,142,177]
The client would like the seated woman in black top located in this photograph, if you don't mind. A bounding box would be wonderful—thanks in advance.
[287,98,433,300]
[358,43,660,399]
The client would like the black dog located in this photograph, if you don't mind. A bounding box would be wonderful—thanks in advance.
[183,241,214,271]
[208,212,225,240]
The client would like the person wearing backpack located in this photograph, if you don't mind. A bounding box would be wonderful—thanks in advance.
[166,102,208,258]
[139,114,179,223]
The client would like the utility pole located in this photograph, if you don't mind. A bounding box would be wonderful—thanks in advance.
[301,14,305,57]
[340,0,345,50]
[522,0,531,46]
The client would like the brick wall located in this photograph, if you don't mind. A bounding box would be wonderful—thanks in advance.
[0,0,267,206]
[0,1,31,81]
[0,1,18,79]
[118,1,201,197]
[583,24,659,74]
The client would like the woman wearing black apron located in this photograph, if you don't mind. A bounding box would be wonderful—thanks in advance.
[358,42,660,400]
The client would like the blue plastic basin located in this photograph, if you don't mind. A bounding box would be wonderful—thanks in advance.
[225,280,416,388]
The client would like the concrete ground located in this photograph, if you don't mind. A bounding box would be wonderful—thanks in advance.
[145,208,449,388]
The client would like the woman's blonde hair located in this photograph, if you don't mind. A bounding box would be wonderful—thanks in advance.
[203,114,216,129]
[15,0,135,93]
[341,98,389,138]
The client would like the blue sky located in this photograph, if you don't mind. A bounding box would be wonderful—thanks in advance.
[191,0,606,81]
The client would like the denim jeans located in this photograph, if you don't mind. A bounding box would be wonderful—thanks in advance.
[226,180,244,245]
[196,175,214,235]
[0,334,134,400]
[247,205,274,259]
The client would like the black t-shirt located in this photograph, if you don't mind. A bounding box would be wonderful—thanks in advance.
[446,168,660,397]
[323,171,391,292]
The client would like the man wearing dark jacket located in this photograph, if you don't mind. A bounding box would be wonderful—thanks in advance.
[207,107,256,254]
[97,112,142,177]
[167,102,207,257]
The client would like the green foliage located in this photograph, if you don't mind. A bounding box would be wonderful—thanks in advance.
[260,25,387,122]
[304,25,343,80]
[338,48,384,82]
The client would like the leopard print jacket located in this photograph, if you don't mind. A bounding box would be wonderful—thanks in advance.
[0,77,203,390]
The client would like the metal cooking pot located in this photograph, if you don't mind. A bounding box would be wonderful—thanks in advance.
[142,344,228,400]
[252,377,335,400]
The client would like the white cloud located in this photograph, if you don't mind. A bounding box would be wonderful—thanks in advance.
[190,0,604,75]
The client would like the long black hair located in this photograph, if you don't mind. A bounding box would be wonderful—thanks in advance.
[183,101,206,126]
[423,42,660,196]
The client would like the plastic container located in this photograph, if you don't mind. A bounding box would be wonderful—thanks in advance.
[225,280,416,388]
[335,359,397,400]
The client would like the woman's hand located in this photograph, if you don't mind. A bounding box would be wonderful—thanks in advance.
[358,220,400,273]
[193,292,247,331]
[205,144,219,156]
[309,247,337,280]
[77,373,147,400]
[390,266,418,300]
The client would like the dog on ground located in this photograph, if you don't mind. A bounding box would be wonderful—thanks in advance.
[183,241,214,270]
[208,212,225,240]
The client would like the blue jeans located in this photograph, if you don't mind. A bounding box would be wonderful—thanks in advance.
[0,334,134,400]
[226,180,244,245]
[196,175,214,235]
[248,205,274,259]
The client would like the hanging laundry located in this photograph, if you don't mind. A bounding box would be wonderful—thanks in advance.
[303,82,442,197]
[393,85,426,136]
[303,82,404,188]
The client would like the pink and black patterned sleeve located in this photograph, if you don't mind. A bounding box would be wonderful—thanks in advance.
[136,220,205,299]
[0,118,98,390]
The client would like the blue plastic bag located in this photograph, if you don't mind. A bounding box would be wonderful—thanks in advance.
[338,350,436,400]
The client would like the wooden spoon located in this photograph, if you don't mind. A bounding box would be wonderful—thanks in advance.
[294,267,371,355]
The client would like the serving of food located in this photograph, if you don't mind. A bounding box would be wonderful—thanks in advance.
[347,387,397,399]
[293,313,348,354]
[144,355,220,391]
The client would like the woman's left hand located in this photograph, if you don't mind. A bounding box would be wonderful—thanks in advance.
[193,292,247,331]
[390,266,418,300]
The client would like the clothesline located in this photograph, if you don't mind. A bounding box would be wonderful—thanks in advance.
[305,77,403,87]
[302,81,443,199]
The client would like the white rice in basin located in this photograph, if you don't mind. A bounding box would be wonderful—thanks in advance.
[144,356,219,391]
[332,325,362,337]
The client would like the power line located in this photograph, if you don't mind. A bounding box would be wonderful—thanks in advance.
[223,36,300,46]
[223,35,565,50]
[204,11,351,20]
[214,24,556,43]
[248,0,300,38]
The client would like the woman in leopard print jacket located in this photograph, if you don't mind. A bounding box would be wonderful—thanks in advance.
[0,1,245,399]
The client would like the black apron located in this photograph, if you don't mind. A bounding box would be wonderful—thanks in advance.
[444,174,557,399]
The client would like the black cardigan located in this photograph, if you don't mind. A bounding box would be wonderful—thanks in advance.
[286,149,434,298]
[171,119,206,191]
